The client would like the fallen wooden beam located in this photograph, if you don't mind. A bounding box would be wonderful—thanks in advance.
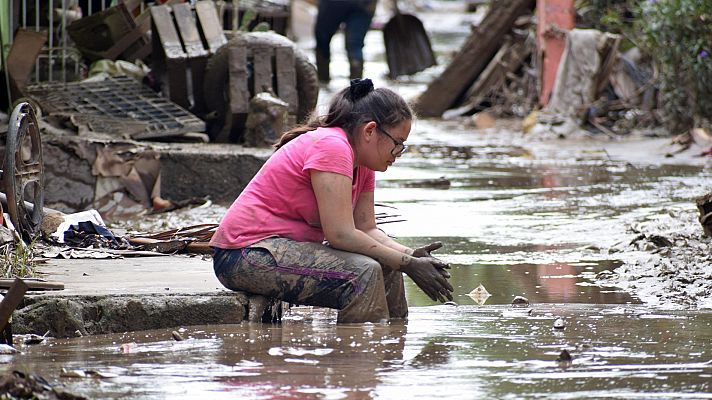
[0,279,65,291]
[0,279,29,341]
[443,33,531,119]
[413,0,535,117]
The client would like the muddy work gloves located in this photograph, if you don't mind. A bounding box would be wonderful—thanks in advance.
[402,256,454,303]
[412,242,451,280]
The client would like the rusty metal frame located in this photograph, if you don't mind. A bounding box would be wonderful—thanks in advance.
[26,76,205,140]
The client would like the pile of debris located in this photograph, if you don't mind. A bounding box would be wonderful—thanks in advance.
[413,0,660,138]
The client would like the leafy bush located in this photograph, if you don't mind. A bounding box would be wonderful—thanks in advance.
[576,0,711,133]
[636,0,712,133]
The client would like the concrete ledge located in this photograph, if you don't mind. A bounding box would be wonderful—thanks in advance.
[13,292,248,338]
[157,143,272,204]
[40,134,272,212]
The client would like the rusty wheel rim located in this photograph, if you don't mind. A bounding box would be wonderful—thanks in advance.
[3,102,44,238]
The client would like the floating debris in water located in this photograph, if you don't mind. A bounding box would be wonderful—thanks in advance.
[118,342,135,354]
[556,349,573,368]
[553,317,566,330]
[23,331,51,345]
[0,344,18,354]
[502,307,533,317]
[172,330,185,341]
[467,284,491,305]
[60,368,119,379]
[511,296,530,308]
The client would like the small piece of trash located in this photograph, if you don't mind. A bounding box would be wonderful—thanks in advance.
[119,342,135,353]
[553,317,566,330]
[511,296,530,308]
[466,284,491,305]
[60,368,119,379]
[0,344,18,354]
[171,331,185,341]
[556,349,573,368]
[502,308,533,317]
[23,332,48,345]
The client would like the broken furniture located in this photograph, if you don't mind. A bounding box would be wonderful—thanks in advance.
[25,75,205,140]
[4,30,47,103]
[216,0,291,35]
[1,102,44,239]
[202,31,318,142]
[67,0,151,63]
[414,0,536,117]
[150,0,228,116]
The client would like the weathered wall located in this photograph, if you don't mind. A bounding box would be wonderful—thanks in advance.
[157,144,271,204]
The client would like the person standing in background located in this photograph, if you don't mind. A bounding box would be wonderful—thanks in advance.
[314,0,377,83]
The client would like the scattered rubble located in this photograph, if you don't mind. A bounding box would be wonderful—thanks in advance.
[600,206,712,309]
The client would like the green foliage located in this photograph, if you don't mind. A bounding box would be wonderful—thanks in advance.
[575,0,636,34]
[636,0,712,132]
[239,9,271,32]
[1,241,38,279]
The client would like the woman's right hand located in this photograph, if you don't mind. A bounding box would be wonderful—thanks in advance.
[402,257,454,303]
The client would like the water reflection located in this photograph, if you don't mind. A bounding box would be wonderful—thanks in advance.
[4,305,712,398]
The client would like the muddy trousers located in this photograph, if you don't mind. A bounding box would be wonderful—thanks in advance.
[212,237,407,323]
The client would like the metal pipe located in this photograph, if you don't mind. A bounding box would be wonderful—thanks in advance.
[0,192,60,215]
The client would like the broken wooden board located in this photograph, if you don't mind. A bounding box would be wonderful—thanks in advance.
[0,278,63,291]
[443,33,532,119]
[413,0,535,117]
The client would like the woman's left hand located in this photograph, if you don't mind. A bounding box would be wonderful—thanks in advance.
[412,242,450,278]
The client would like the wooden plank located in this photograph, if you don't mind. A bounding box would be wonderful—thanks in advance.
[275,46,298,114]
[413,0,535,117]
[253,46,273,94]
[229,44,250,114]
[444,34,530,118]
[103,9,152,61]
[0,279,29,336]
[0,279,64,291]
[190,57,208,114]
[594,35,622,98]
[172,2,209,58]
[195,0,227,54]
[150,5,186,60]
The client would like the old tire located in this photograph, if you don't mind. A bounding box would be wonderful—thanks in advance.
[203,32,319,142]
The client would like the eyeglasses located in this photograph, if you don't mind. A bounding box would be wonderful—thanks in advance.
[377,126,408,157]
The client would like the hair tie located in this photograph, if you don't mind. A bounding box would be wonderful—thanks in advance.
[348,78,374,101]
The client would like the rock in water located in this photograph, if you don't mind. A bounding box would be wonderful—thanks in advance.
[511,296,530,308]
[553,317,566,330]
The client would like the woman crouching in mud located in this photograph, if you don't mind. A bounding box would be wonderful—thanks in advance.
[210,79,453,323]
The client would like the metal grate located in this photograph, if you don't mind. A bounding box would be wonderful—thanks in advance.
[26,75,205,140]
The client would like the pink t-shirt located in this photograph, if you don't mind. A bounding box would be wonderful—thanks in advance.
[210,127,375,249]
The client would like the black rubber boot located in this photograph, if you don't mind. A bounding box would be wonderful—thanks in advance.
[316,51,330,83]
[349,59,364,80]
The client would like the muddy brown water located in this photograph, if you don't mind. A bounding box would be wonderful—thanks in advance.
[6,11,712,397]
[5,116,712,398]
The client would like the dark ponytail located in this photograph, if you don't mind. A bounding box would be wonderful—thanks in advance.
[274,78,413,150]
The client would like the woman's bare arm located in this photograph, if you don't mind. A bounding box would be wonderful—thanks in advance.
[311,170,412,270]
[353,191,413,255]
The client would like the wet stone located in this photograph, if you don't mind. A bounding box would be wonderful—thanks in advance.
[553,317,566,330]
[511,296,530,308]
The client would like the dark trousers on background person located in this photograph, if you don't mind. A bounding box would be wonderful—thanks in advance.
[314,0,376,82]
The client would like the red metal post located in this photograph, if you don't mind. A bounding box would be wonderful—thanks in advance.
[536,0,575,106]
